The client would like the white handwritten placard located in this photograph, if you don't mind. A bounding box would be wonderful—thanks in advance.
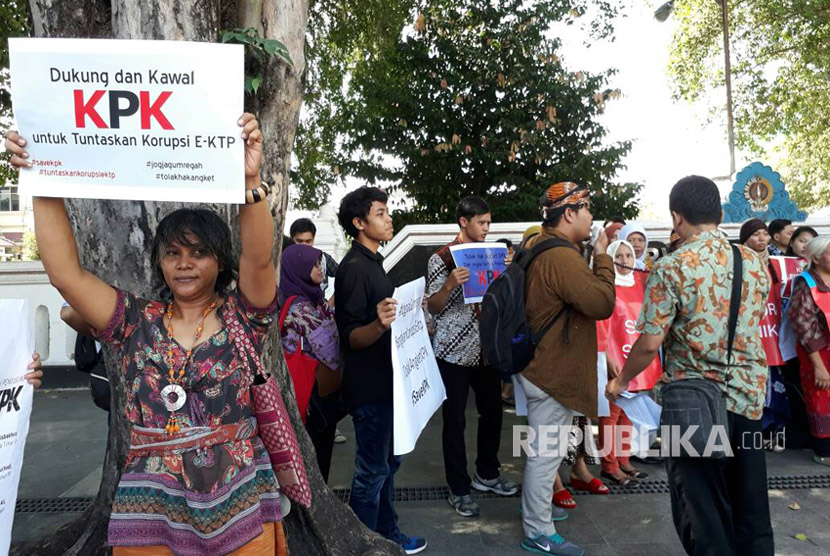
[391,278,446,455]
[9,38,244,203]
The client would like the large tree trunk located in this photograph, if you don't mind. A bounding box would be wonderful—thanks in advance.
[14,1,401,554]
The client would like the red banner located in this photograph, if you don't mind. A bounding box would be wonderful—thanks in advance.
[770,256,807,299]
[760,274,784,366]
[604,281,662,391]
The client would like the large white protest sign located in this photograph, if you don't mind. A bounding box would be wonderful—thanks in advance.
[0,300,34,553]
[9,38,244,203]
[391,278,446,455]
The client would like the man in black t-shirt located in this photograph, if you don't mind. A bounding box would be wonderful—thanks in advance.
[334,187,427,555]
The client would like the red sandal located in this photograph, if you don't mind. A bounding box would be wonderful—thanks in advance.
[569,477,609,495]
[553,489,577,509]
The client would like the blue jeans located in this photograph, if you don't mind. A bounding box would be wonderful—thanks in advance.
[349,402,402,539]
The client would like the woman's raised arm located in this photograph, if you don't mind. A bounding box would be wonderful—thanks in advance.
[5,131,117,332]
[236,114,277,308]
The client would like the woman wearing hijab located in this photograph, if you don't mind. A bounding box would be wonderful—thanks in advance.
[279,244,343,482]
[618,223,651,271]
[596,240,658,485]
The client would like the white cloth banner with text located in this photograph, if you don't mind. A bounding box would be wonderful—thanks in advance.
[0,300,34,554]
[391,278,446,455]
[9,38,244,203]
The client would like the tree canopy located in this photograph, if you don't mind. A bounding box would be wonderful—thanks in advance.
[296,0,641,225]
[667,0,830,212]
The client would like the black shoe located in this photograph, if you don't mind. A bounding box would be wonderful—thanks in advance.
[631,455,663,465]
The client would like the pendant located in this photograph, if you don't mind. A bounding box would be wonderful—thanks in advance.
[161,384,187,412]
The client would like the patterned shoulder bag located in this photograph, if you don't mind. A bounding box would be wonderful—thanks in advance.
[225,301,312,508]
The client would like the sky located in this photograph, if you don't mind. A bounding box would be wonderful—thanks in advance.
[287,1,745,225]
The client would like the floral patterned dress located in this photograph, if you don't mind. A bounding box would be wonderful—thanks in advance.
[94,288,281,556]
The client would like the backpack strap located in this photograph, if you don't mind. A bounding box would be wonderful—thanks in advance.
[519,237,575,345]
[517,237,576,270]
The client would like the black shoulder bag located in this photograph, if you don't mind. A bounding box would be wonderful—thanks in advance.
[659,244,742,459]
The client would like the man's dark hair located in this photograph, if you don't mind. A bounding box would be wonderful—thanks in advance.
[456,196,490,224]
[289,218,317,238]
[151,208,237,298]
[768,219,792,238]
[338,186,389,238]
[668,175,723,226]
[603,216,626,227]
[495,238,513,249]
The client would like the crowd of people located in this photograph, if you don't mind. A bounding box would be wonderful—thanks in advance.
[8,115,830,555]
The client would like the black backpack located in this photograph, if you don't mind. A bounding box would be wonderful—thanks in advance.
[480,238,573,376]
[74,335,111,412]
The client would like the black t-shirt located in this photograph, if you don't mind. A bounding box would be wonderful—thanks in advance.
[334,241,393,409]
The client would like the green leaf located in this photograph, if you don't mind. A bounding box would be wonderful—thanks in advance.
[794,533,808,542]
[251,75,262,94]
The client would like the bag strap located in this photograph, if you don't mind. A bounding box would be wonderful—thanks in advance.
[517,237,575,270]
[726,244,743,370]
[521,237,574,345]
[225,299,266,380]
[278,295,298,330]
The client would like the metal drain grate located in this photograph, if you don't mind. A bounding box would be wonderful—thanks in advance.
[16,497,93,513]
[17,474,830,512]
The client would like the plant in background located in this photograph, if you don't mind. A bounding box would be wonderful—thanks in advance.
[21,229,39,261]
[221,27,293,94]
[295,0,640,224]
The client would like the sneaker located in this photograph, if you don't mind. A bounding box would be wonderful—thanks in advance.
[333,428,346,444]
[521,533,584,555]
[448,494,480,517]
[393,532,427,555]
[472,473,518,496]
[551,506,569,522]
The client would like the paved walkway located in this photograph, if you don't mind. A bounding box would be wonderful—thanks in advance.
[13,389,830,555]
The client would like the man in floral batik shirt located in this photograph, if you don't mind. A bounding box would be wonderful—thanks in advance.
[607,175,774,556]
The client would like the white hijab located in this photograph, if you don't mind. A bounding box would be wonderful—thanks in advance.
[619,223,649,270]
[608,240,636,287]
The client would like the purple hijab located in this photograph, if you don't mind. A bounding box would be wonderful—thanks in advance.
[280,244,324,306]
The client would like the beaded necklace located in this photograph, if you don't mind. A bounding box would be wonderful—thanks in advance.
[163,296,218,434]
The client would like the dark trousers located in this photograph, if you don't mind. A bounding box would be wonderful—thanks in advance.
[305,386,345,483]
[438,359,503,496]
[349,402,401,539]
[666,412,774,556]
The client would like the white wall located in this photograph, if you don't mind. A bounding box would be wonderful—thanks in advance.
[0,261,75,366]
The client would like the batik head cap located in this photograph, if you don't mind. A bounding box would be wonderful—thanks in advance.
[541,181,590,210]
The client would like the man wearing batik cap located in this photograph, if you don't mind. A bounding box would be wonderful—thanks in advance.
[517,182,615,556]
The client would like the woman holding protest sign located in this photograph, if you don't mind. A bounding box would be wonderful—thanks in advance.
[787,237,830,466]
[596,240,658,485]
[278,243,343,482]
[5,114,306,555]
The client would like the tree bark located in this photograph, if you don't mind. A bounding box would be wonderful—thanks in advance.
[13,0,401,554]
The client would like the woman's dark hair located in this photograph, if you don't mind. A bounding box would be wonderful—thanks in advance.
[338,186,388,238]
[456,196,490,224]
[289,217,317,238]
[786,226,819,256]
[495,238,513,249]
[668,175,723,226]
[151,208,237,298]
[768,219,792,238]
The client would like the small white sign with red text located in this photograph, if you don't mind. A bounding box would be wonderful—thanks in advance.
[9,38,244,203]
